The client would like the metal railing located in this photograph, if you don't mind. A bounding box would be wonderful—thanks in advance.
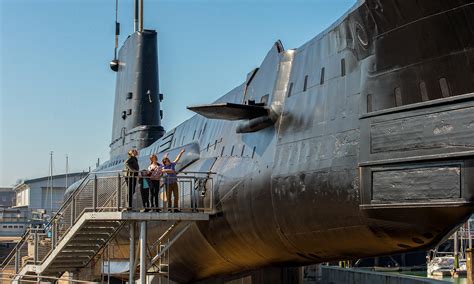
[0,170,214,278]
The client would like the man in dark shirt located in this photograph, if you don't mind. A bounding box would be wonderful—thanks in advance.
[162,148,185,212]
[125,149,139,209]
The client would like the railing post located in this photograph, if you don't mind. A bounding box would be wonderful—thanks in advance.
[117,173,121,211]
[190,178,194,212]
[15,247,20,273]
[71,197,76,224]
[129,222,135,283]
[139,221,147,283]
[34,229,38,264]
[93,175,98,212]
[52,220,57,249]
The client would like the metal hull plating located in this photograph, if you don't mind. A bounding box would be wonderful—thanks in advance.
[100,0,474,281]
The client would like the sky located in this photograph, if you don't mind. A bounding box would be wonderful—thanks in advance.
[0,0,356,186]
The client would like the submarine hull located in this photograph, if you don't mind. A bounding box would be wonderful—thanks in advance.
[101,0,474,282]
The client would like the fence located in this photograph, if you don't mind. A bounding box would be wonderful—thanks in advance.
[0,170,214,279]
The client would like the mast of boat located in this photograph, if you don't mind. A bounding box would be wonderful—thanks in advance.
[49,151,54,214]
[65,154,69,190]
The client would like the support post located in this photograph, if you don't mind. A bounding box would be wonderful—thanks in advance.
[108,245,111,284]
[93,175,98,212]
[140,221,147,283]
[52,220,57,248]
[129,222,135,283]
[71,198,76,224]
[15,248,20,273]
[467,249,473,284]
[34,229,38,264]
[468,220,472,250]
[117,173,122,211]
[454,231,459,269]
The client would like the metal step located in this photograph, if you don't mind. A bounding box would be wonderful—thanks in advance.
[56,252,94,258]
[77,227,117,234]
[66,240,105,246]
[73,235,112,241]
[84,221,122,228]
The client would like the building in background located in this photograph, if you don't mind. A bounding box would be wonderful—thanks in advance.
[0,173,87,262]
[13,172,87,217]
[0,208,29,237]
[0,187,15,208]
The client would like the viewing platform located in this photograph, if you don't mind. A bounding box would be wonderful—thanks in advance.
[0,171,215,283]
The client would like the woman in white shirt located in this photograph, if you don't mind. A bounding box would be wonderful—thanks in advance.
[148,154,162,211]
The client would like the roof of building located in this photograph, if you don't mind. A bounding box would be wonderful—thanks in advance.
[13,172,88,190]
[0,187,14,193]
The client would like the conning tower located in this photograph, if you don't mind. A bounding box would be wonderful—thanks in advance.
[109,0,165,157]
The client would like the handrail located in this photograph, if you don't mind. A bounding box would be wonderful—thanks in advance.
[44,172,92,228]
[0,228,31,268]
[1,170,215,274]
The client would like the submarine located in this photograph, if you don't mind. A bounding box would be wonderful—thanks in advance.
[72,0,474,282]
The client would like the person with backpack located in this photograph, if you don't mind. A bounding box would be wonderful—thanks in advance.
[148,154,162,211]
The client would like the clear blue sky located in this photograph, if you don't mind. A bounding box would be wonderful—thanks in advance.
[0,0,355,186]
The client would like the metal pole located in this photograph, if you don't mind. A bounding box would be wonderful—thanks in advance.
[117,173,121,211]
[100,251,104,284]
[462,225,465,260]
[15,248,20,273]
[69,271,75,284]
[52,220,57,248]
[167,239,170,284]
[107,245,111,284]
[93,175,98,212]
[454,231,459,269]
[129,222,135,283]
[469,219,472,250]
[34,229,38,264]
[139,0,144,32]
[71,198,76,224]
[468,249,474,284]
[134,0,139,32]
[140,221,147,283]
[50,151,53,214]
[66,155,69,189]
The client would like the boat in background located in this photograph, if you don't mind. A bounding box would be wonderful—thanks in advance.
[427,216,473,279]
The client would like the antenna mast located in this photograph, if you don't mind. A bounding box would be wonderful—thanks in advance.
[139,0,144,32]
[134,0,144,32]
[110,0,120,71]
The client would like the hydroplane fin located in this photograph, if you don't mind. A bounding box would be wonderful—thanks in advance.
[187,103,268,120]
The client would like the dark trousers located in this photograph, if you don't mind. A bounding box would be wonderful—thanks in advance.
[150,180,160,209]
[166,182,179,209]
[126,176,137,209]
[140,187,150,209]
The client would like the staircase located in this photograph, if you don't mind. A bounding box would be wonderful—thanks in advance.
[40,218,123,275]
[1,171,214,283]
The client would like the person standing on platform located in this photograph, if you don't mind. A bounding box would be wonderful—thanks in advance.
[125,149,139,210]
[148,154,162,211]
[139,170,151,211]
[162,148,185,212]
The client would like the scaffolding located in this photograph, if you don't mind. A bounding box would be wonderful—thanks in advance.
[0,171,214,283]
